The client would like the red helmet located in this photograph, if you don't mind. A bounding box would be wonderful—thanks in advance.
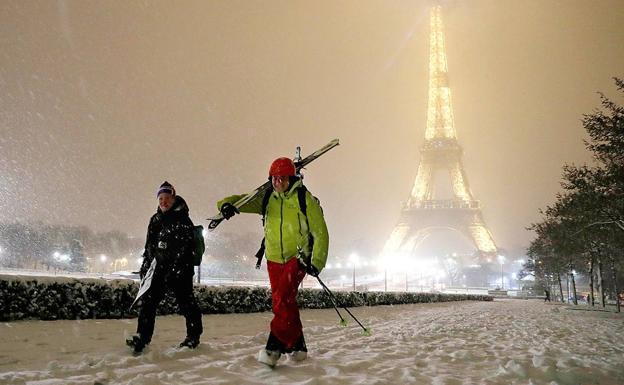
[269,157,296,177]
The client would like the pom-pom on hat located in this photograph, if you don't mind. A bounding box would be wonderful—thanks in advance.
[157,181,176,197]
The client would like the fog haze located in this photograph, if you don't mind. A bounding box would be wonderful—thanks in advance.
[1,0,623,258]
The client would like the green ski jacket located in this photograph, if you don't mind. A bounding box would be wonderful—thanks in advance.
[217,179,329,272]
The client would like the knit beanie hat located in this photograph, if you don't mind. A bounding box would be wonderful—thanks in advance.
[157,181,176,197]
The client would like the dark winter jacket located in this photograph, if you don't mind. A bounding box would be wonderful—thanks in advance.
[140,196,195,279]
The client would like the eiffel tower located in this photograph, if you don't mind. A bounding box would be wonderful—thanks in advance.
[382,6,497,261]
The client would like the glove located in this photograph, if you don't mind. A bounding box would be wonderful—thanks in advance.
[306,263,320,277]
[139,264,148,280]
[138,254,151,280]
[220,202,240,220]
[297,256,319,277]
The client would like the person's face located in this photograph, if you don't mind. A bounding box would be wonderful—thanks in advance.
[271,175,290,193]
[158,193,175,212]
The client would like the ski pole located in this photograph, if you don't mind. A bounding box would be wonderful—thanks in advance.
[315,275,370,335]
[323,287,348,327]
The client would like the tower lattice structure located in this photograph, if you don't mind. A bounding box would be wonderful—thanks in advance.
[382,6,497,259]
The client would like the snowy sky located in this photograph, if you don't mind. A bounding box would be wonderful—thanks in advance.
[1,0,623,258]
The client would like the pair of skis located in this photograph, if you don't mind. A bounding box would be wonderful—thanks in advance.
[207,138,340,230]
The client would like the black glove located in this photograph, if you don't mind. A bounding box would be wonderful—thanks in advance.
[297,256,319,277]
[220,202,240,220]
[139,264,148,280]
[306,263,320,277]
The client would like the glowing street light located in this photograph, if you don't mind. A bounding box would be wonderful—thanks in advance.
[100,254,108,263]
[349,253,359,291]
[497,255,506,289]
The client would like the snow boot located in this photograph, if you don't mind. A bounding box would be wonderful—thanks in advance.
[126,334,148,354]
[258,349,281,368]
[288,333,308,361]
[289,350,308,361]
[179,336,200,349]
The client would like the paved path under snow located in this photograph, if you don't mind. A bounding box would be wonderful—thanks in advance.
[1,299,623,385]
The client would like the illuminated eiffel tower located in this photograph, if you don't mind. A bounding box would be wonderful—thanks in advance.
[382,6,497,261]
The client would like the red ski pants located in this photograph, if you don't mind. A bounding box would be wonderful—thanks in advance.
[267,257,306,349]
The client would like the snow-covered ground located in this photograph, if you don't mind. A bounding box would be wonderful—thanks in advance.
[0,299,622,385]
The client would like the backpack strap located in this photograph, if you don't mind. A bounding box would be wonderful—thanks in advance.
[296,185,316,268]
[260,187,273,220]
[297,185,308,217]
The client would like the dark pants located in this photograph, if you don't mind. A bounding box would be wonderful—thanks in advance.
[137,271,203,343]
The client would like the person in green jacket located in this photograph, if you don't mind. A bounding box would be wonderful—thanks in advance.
[217,157,329,367]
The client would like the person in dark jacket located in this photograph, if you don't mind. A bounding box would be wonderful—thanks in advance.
[126,181,203,354]
[544,289,551,302]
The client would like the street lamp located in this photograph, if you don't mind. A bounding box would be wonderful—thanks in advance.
[349,253,359,291]
[100,254,108,272]
[385,269,388,292]
[497,255,505,290]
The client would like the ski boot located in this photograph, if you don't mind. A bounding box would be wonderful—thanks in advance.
[126,334,148,354]
[258,332,284,367]
[258,349,281,367]
[179,336,200,349]
[288,333,308,362]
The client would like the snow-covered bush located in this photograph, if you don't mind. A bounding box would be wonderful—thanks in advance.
[0,275,491,321]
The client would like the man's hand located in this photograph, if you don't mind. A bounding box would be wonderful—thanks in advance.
[297,256,320,277]
[139,264,148,281]
[220,202,240,220]
[305,263,320,277]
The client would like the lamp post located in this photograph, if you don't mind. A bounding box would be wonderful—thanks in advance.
[349,253,359,291]
[497,255,505,290]
[405,272,408,292]
[384,269,387,292]
[100,254,108,273]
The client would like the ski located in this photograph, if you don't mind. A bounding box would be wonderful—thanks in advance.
[207,138,339,230]
[130,258,157,309]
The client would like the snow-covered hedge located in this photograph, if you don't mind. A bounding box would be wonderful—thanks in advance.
[0,275,492,321]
